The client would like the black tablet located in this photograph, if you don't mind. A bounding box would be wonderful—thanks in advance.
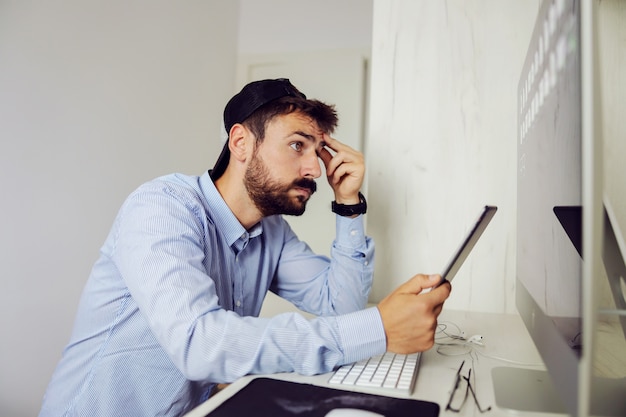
[437,205,498,286]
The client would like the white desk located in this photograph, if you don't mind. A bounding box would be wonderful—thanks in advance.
[184,310,565,417]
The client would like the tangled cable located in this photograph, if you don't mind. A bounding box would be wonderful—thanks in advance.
[435,321,544,367]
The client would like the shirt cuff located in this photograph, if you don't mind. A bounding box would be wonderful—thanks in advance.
[334,214,367,250]
[335,306,387,364]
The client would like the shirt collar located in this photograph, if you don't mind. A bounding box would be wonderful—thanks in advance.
[199,171,263,249]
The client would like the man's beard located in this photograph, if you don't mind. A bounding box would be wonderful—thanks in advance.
[244,152,317,217]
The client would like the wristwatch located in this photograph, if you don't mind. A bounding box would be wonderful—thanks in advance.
[331,192,367,217]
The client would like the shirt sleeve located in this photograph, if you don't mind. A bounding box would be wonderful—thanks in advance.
[271,214,376,316]
[110,182,386,383]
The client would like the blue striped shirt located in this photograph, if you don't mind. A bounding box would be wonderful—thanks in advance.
[39,172,385,417]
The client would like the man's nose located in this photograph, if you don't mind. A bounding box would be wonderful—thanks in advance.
[302,150,322,179]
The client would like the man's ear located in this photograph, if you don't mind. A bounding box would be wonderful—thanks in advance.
[228,123,251,162]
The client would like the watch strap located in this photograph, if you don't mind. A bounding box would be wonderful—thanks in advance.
[331,192,367,217]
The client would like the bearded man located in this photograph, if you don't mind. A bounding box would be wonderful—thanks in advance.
[39,79,450,417]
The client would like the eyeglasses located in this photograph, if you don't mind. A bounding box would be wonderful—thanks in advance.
[445,360,492,413]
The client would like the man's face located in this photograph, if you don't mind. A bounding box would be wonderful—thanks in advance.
[244,112,325,217]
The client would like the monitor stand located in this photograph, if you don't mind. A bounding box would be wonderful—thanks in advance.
[491,367,567,414]
[492,367,626,416]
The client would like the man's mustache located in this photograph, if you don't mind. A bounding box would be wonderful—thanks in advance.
[292,178,317,194]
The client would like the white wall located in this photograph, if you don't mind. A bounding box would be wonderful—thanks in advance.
[366,0,541,313]
[237,0,373,55]
[366,0,626,315]
[0,2,238,416]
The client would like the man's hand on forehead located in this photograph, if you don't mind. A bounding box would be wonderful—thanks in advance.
[317,134,365,204]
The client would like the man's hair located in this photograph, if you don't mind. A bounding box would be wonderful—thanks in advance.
[242,96,338,143]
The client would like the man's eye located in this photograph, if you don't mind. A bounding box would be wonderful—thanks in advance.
[290,142,303,152]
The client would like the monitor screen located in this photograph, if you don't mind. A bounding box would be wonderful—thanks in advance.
[517,0,583,358]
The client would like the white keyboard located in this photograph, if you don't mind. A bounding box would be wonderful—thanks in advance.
[328,351,421,394]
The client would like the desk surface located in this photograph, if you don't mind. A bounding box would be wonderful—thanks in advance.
[184,310,566,417]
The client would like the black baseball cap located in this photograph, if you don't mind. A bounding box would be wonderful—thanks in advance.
[210,78,307,180]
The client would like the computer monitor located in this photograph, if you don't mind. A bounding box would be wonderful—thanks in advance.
[492,1,626,416]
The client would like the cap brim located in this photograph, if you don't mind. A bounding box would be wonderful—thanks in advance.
[210,141,230,181]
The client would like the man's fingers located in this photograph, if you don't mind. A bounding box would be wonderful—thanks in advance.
[398,274,441,295]
[317,146,333,171]
[321,134,348,153]
[395,274,451,309]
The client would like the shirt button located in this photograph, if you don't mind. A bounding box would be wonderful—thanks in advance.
[350,230,357,236]
[364,261,369,266]
[236,300,242,307]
